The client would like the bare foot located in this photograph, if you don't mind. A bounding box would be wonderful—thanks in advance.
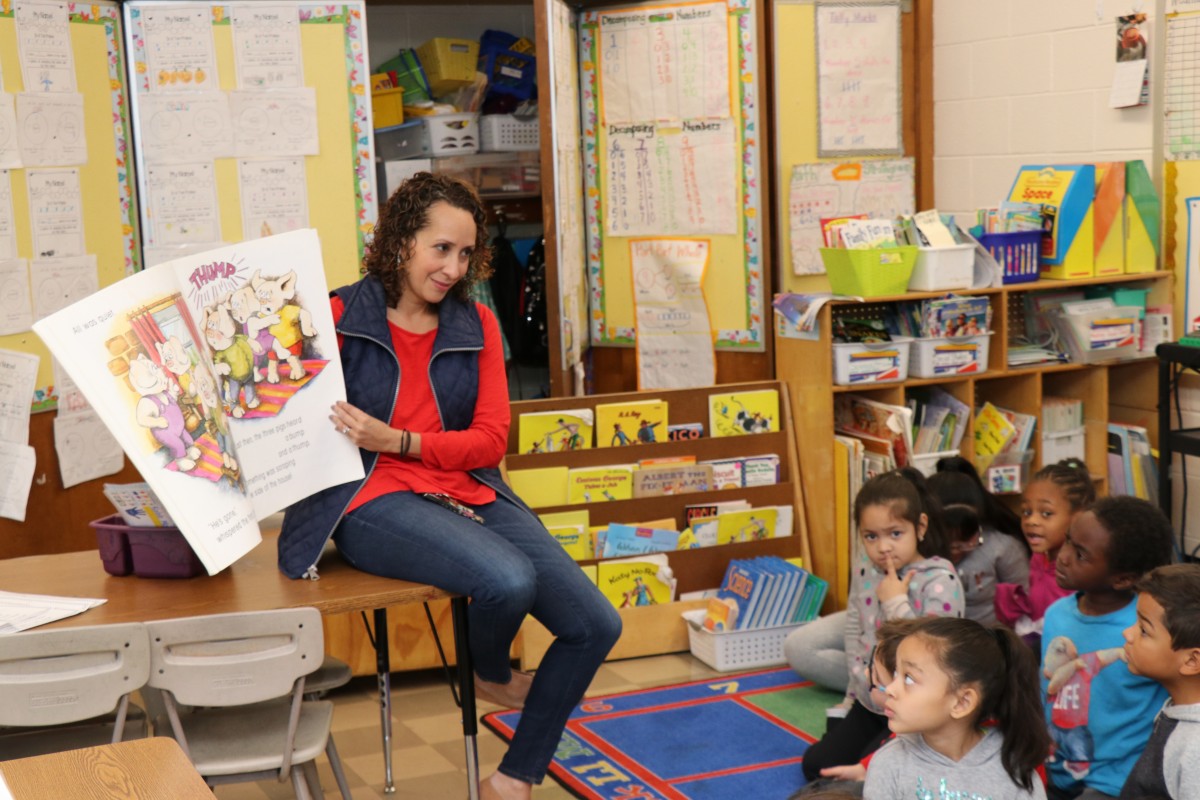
[474,671,533,710]
[479,772,531,800]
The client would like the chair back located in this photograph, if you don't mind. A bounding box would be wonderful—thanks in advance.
[144,608,323,707]
[0,623,150,728]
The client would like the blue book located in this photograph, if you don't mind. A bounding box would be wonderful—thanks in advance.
[601,523,680,558]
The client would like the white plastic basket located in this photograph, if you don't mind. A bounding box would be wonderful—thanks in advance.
[908,244,975,291]
[832,338,911,386]
[682,609,807,672]
[420,112,479,156]
[479,114,540,152]
[911,450,960,478]
[1043,427,1086,464]
[909,333,992,378]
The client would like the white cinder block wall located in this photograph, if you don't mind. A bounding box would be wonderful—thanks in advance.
[934,2,1200,555]
[933,0,1155,224]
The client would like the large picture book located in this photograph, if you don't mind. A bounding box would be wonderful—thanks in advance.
[33,230,364,574]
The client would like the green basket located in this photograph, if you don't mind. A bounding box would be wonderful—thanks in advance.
[376,49,432,105]
[820,246,919,298]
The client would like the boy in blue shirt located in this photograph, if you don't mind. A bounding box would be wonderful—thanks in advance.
[1041,496,1173,800]
[1119,563,1200,799]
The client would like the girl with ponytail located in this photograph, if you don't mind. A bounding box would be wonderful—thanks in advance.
[864,617,1050,799]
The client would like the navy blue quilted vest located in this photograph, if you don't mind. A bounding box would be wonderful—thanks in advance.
[276,275,527,578]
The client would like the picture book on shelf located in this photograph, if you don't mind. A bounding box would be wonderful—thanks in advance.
[507,466,569,508]
[742,454,780,486]
[517,409,594,454]
[703,458,744,489]
[601,523,681,558]
[834,395,913,468]
[32,230,364,574]
[709,389,779,436]
[667,422,704,441]
[685,499,750,528]
[715,507,779,545]
[566,465,634,503]
[597,555,676,609]
[632,463,713,498]
[974,402,1017,465]
[595,399,668,447]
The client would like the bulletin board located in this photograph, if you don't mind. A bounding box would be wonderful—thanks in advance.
[0,0,141,410]
[546,0,588,382]
[1166,7,1200,329]
[580,0,767,351]
[123,0,376,292]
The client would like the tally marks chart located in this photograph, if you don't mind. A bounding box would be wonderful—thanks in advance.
[580,0,766,351]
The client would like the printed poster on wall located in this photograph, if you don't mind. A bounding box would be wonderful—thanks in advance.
[815,1,902,156]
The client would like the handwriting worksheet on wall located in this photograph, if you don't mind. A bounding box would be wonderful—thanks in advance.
[815,1,901,156]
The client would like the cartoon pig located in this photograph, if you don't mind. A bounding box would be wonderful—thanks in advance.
[203,302,261,418]
[129,353,200,472]
[250,270,314,383]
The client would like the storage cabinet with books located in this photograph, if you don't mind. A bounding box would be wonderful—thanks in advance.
[777,271,1171,610]
[504,380,810,669]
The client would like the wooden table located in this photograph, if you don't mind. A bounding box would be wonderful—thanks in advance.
[0,534,481,798]
[0,737,216,799]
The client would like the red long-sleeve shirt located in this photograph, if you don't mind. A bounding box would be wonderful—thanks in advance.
[331,296,510,511]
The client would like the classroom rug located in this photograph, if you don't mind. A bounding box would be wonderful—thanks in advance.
[481,667,840,800]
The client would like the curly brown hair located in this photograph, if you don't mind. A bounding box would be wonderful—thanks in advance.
[363,172,494,306]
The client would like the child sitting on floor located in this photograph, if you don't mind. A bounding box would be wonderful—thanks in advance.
[1041,496,1173,800]
[997,459,1095,656]
[1119,563,1200,800]
[800,469,963,783]
[795,618,924,798]
[864,617,1051,799]
[928,469,1030,625]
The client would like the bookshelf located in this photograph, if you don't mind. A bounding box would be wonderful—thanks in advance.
[777,271,1172,610]
[506,380,810,669]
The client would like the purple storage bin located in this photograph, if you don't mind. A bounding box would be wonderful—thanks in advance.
[91,519,133,576]
[89,514,204,579]
[977,230,1043,284]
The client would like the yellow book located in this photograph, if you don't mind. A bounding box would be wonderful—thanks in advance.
[596,555,674,609]
[506,466,569,509]
[716,508,779,545]
[833,437,851,608]
[974,402,1016,464]
[566,465,634,503]
[580,564,598,584]
[539,509,590,530]
[595,399,668,447]
[517,409,594,454]
[547,525,592,560]
[709,389,780,437]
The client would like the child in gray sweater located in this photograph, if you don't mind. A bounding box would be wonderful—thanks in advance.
[864,617,1050,800]
[1119,564,1200,800]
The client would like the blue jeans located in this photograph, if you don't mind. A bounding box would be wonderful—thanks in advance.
[334,491,622,784]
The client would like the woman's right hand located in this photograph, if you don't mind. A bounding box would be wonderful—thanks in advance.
[330,401,403,454]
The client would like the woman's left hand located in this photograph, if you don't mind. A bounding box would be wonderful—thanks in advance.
[330,401,403,454]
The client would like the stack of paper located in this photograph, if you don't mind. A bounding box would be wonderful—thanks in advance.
[0,591,106,635]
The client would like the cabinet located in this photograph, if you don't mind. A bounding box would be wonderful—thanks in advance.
[505,380,811,668]
[776,271,1172,608]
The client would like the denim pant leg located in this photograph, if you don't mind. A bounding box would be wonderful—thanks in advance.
[334,491,621,784]
[468,495,622,784]
[334,492,541,682]
[784,610,849,692]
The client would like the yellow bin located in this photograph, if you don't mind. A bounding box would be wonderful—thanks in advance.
[372,87,405,129]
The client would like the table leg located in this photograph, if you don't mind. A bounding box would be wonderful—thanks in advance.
[451,597,480,800]
[373,607,396,794]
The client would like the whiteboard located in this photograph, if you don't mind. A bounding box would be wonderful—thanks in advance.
[815,1,902,156]
[788,158,914,276]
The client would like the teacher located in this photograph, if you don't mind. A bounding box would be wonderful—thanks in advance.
[279,173,622,800]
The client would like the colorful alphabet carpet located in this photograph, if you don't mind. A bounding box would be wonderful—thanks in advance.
[481,667,839,800]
